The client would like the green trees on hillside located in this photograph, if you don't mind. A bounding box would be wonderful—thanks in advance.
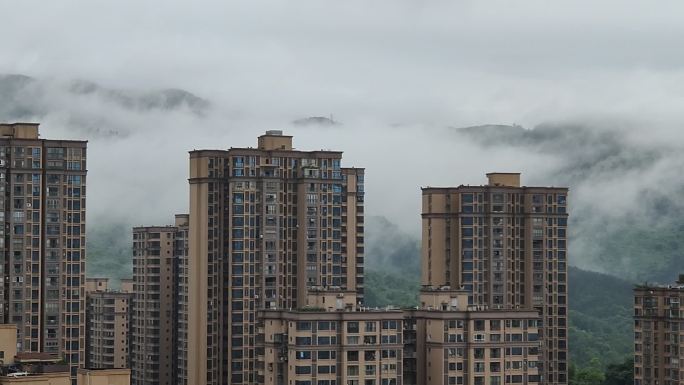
[569,358,633,385]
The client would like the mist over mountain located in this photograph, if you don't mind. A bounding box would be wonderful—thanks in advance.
[0,73,210,138]
[456,123,684,282]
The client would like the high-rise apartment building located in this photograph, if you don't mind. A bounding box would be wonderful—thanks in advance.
[634,274,684,385]
[186,131,364,385]
[0,123,87,383]
[131,226,176,385]
[85,278,132,369]
[172,214,189,385]
[130,216,188,385]
[421,173,569,385]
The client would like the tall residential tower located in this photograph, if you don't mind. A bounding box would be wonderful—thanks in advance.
[0,123,87,383]
[186,131,364,385]
[129,215,188,385]
[421,173,569,385]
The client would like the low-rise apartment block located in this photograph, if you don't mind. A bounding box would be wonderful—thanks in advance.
[257,291,404,385]
[1,324,130,385]
[257,289,541,385]
[405,290,540,385]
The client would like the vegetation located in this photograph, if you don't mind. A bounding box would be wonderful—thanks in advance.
[568,267,633,368]
[364,270,419,308]
[569,358,633,385]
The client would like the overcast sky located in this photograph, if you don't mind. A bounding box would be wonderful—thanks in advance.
[3,0,684,125]
[1,0,684,237]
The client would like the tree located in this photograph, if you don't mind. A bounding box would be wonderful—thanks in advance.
[570,358,605,385]
[603,358,634,385]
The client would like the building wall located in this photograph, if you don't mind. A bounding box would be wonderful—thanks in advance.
[0,123,87,380]
[421,174,569,385]
[0,324,18,365]
[76,368,130,385]
[173,215,189,385]
[0,373,71,385]
[634,282,684,385]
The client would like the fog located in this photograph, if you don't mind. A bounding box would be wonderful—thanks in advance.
[2,0,684,280]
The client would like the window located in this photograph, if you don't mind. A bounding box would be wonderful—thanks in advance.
[295,366,312,375]
[296,322,312,331]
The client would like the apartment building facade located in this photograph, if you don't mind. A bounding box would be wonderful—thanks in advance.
[404,290,541,385]
[172,214,189,385]
[186,131,364,385]
[421,173,569,385]
[85,278,132,369]
[258,306,404,385]
[634,275,684,385]
[256,284,541,385]
[0,123,87,382]
[131,226,176,385]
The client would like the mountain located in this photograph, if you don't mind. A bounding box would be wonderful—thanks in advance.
[292,116,338,126]
[69,79,210,115]
[0,73,210,138]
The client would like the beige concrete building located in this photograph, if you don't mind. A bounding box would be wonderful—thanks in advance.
[255,285,541,385]
[131,227,175,385]
[634,274,684,385]
[172,214,189,385]
[186,131,364,385]
[0,373,70,385]
[1,324,18,366]
[404,290,541,385]
[0,369,130,385]
[120,279,134,294]
[85,278,132,369]
[257,307,404,385]
[130,215,188,385]
[0,123,87,382]
[0,324,70,384]
[421,173,569,385]
[76,369,130,385]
